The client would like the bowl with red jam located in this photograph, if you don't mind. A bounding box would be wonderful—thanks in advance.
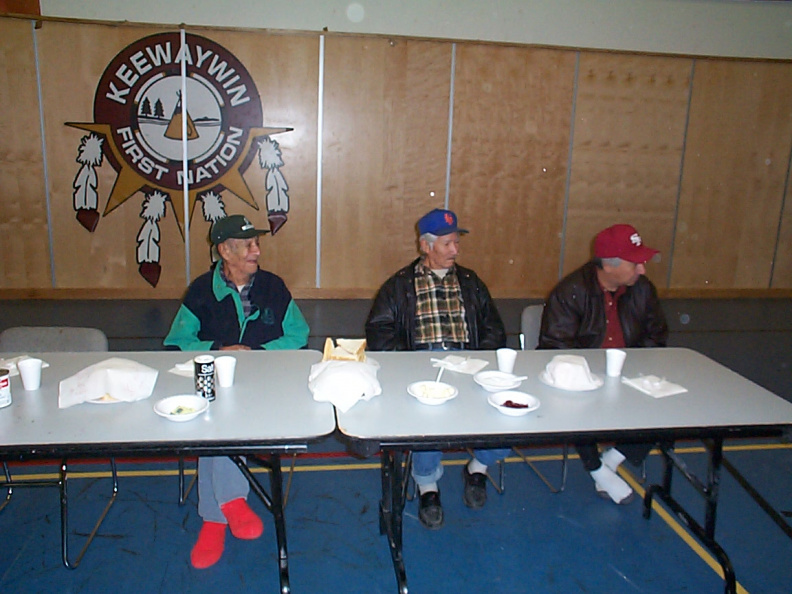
[487,390,540,416]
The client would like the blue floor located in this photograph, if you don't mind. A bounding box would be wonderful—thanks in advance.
[1,441,792,593]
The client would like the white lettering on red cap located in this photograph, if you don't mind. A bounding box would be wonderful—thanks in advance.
[630,233,642,246]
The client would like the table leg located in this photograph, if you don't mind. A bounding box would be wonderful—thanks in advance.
[61,458,119,569]
[230,454,290,594]
[643,440,736,594]
[380,449,409,594]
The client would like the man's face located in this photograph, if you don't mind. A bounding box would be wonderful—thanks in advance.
[601,259,646,289]
[422,232,460,270]
[220,236,261,281]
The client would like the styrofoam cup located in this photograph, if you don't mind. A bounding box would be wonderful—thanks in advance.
[496,348,517,374]
[606,349,627,377]
[18,357,43,390]
[214,356,237,388]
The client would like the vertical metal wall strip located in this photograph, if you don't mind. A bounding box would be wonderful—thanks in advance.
[667,60,696,289]
[769,110,792,288]
[180,28,191,285]
[316,35,325,288]
[444,43,456,208]
[558,52,580,280]
[33,21,57,287]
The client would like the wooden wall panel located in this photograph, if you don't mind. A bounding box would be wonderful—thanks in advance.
[183,30,319,291]
[449,45,576,298]
[771,163,792,288]
[565,53,692,287]
[672,60,792,288]
[0,18,49,288]
[321,37,452,291]
[37,21,188,291]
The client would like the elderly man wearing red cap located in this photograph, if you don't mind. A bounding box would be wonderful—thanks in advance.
[538,224,668,504]
[366,208,507,529]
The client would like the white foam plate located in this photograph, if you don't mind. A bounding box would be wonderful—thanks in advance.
[154,394,210,422]
[487,391,540,416]
[473,370,523,392]
[407,381,458,405]
[539,370,603,391]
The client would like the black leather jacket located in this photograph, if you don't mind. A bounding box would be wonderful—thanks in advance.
[365,258,506,351]
[538,261,668,349]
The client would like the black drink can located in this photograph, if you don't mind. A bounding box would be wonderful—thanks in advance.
[194,355,216,401]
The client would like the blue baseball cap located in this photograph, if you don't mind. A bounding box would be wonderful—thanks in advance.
[417,208,468,236]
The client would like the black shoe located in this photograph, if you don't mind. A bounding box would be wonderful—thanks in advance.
[462,465,487,509]
[418,490,444,530]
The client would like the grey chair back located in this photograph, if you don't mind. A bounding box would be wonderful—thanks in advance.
[519,304,544,350]
[0,326,109,352]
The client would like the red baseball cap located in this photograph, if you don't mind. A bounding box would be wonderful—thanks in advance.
[594,224,658,264]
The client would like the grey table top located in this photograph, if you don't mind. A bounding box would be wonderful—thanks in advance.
[0,350,335,455]
[336,348,792,445]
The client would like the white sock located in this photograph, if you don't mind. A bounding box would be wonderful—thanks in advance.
[467,458,487,475]
[601,448,626,472]
[590,466,632,504]
[418,482,438,495]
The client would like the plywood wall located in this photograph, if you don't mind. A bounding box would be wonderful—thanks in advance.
[1,15,791,299]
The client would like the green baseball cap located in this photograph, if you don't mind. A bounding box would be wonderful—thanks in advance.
[210,215,269,245]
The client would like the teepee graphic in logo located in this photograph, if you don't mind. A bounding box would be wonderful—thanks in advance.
[164,92,199,141]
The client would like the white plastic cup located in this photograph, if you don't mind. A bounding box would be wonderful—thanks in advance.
[496,348,517,374]
[606,349,627,377]
[18,357,43,390]
[214,356,237,388]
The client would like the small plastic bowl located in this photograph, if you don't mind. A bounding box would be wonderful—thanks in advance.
[407,381,459,405]
[474,370,523,392]
[487,391,540,416]
[154,395,209,422]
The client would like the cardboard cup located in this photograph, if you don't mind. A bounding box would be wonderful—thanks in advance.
[606,349,627,377]
[496,348,517,374]
[214,356,237,388]
[18,357,43,390]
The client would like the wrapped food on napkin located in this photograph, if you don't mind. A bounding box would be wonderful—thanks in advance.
[622,375,688,399]
[309,358,381,413]
[430,355,489,375]
[59,357,159,408]
[322,337,367,362]
[541,354,603,391]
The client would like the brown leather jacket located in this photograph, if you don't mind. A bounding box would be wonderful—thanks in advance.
[538,261,668,349]
[365,258,506,351]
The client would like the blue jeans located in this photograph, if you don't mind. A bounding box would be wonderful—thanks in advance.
[411,449,511,487]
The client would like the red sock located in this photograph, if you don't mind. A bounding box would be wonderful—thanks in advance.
[220,498,263,540]
[190,521,226,569]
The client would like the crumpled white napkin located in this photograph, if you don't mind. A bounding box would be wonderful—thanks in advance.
[308,359,382,413]
[430,355,489,375]
[622,375,688,399]
[59,357,159,408]
[169,360,194,377]
[0,355,50,378]
[541,354,603,391]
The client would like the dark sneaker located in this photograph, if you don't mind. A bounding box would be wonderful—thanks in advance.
[418,490,444,529]
[462,465,487,509]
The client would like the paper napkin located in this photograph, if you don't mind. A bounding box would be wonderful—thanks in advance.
[430,355,489,375]
[622,375,688,399]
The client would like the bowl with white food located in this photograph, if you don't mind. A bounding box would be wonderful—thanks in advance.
[407,381,459,405]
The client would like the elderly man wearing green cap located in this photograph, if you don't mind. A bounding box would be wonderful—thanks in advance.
[164,214,309,569]
[365,208,507,530]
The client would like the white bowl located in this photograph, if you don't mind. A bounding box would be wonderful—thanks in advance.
[474,370,523,392]
[154,394,209,422]
[487,390,540,416]
[407,381,459,405]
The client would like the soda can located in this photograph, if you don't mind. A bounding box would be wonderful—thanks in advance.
[0,369,11,409]
[194,355,216,401]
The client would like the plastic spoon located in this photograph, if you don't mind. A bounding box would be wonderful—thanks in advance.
[435,366,445,383]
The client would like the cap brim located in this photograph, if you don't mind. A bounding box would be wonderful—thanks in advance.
[622,246,659,264]
[433,226,468,236]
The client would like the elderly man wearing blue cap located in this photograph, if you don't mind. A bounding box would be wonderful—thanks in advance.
[164,214,309,569]
[366,208,507,529]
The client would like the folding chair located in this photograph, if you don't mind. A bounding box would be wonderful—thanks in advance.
[0,326,117,567]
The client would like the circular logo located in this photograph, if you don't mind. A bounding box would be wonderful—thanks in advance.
[93,32,262,191]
